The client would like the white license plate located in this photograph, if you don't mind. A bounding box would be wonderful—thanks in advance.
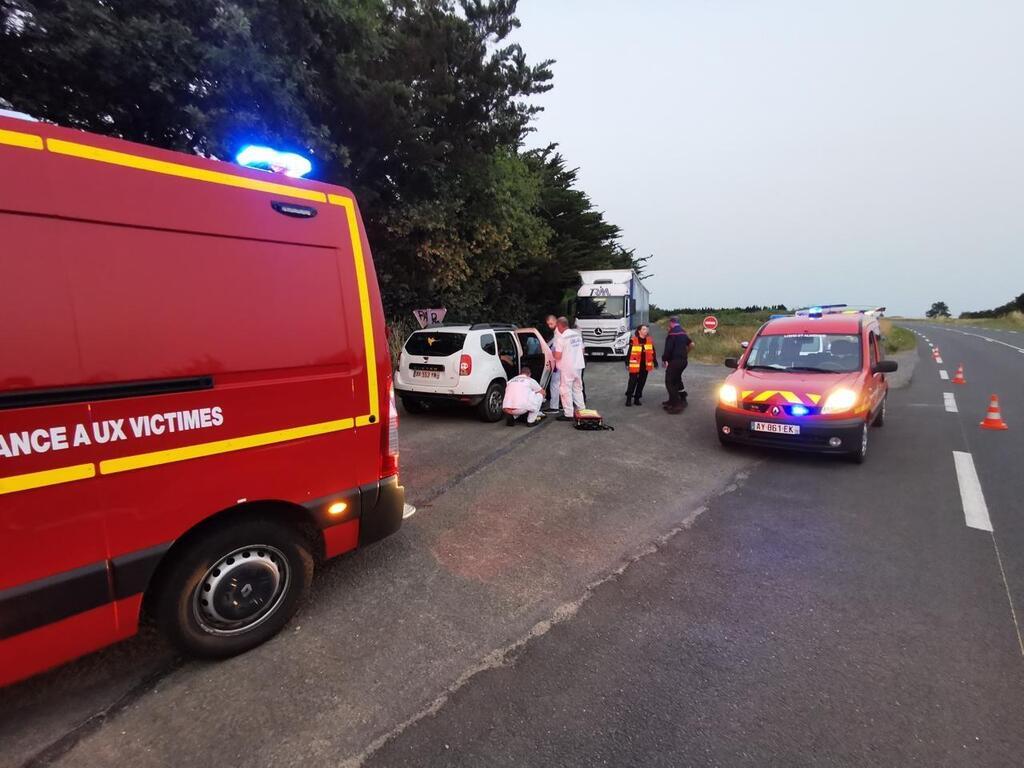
[751,421,800,435]
[412,370,441,379]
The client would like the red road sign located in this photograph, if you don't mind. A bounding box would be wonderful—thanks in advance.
[703,315,719,331]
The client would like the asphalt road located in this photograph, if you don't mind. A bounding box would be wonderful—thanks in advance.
[365,326,1024,767]
[4,324,1022,767]
[2,327,753,767]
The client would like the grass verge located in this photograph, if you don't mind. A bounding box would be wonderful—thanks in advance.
[880,320,916,355]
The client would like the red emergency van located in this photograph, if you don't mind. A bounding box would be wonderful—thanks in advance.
[0,116,405,686]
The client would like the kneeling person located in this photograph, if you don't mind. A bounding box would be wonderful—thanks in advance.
[503,366,546,426]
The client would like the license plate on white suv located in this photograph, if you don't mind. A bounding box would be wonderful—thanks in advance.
[412,370,440,379]
[751,421,800,435]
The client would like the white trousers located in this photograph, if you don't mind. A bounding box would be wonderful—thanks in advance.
[559,368,586,417]
[548,369,561,409]
[505,391,544,423]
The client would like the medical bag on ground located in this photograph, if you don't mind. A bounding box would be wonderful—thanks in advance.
[573,408,614,431]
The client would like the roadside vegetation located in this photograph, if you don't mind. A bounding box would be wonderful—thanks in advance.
[655,311,917,365]
[879,320,916,355]
[0,1,642,327]
[926,311,1024,332]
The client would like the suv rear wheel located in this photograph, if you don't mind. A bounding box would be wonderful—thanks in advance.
[153,517,314,658]
[478,380,506,422]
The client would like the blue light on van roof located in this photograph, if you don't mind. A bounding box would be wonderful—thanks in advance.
[235,145,312,178]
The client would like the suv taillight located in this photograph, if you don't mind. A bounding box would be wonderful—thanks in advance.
[380,383,400,478]
[459,354,472,376]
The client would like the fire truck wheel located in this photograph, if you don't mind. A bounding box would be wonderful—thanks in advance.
[872,395,886,427]
[477,381,506,422]
[848,422,869,464]
[154,517,314,658]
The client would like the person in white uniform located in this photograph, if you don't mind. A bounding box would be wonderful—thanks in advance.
[553,316,586,420]
[544,314,562,413]
[502,366,546,426]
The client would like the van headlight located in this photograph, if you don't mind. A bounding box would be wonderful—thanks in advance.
[719,384,738,407]
[821,388,858,415]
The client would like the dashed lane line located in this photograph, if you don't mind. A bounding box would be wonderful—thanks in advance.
[939,369,949,380]
[944,392,958,413]
[954,451,991,531]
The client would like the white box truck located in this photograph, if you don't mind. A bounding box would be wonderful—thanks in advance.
[573,269,650,357]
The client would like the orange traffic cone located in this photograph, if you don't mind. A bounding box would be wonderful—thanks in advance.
[952,365,966,385]
[980,394,1009,430]
[932,346,940,357]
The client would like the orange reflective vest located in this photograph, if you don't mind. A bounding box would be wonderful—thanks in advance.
[628,337,656,373]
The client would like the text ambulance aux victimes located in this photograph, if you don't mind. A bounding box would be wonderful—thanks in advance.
[0,406,224,458]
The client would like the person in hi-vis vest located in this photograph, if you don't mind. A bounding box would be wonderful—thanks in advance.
[625,324,657,407]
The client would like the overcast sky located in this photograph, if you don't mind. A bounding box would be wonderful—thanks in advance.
[513,0,1023,316]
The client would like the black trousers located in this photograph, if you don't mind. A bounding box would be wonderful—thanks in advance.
[625,370,649,401]
[665,360,688,405]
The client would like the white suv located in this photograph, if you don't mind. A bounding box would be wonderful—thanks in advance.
[395,324,553,421]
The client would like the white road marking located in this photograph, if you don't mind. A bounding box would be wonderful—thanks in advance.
[953,451,993,532]
[939,369,949,380]
[960,331,1024,353]
[943,392,958,413]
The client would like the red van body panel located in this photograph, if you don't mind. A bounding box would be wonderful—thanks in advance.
[0,117,403,685]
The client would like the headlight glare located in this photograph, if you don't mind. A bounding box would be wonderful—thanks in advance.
[719,384,738,407]
[821,388,858,415]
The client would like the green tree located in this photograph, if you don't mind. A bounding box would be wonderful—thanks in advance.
[925,301,951,318]
[1,0,642,324]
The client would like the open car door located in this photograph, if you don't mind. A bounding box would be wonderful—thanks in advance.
[516,328,554,388]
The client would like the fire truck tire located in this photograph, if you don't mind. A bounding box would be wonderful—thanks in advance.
[872,395,886,427]
[153,517,314,658]
[477,381,506,422]
[848,422,869,464]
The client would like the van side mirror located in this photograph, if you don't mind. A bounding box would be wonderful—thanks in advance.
[872,360,898,374]
[740,341,749,349]
[724,358,738,369]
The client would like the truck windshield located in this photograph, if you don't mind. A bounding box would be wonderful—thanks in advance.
[405,332,467,357]
[575,296,625,319]
[745,333,862,373]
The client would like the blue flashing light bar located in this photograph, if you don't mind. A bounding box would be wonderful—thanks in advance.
[790,405,809,416]
[236,145,312,178]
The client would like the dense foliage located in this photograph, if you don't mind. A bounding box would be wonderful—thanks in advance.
[925,301,952,318]
[959,293,1024,319]
[0,0,639,324]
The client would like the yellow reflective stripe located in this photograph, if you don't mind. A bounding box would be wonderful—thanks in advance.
[807,394,822,405]
[741,390,754,399]
[328,194,379,424]
[630,346,642,352]
[779,391,804,404]
[0,463,95,496]
[47,139,327,203]
[100,418,355,475]
[752,390,776,402]
[0,128,44,150]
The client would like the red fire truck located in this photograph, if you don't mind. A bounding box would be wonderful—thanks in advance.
[0,115,405,686]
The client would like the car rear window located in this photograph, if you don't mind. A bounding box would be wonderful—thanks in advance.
[405,332,467,357]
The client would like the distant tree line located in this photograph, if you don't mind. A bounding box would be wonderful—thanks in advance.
[959,293,1024,319]
[0,0,640,325]
[650,304,788,322]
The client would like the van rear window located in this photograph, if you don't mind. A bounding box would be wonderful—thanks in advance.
[405,332,466,357]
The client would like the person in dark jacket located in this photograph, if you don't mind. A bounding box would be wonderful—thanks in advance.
[624,324,657,406]
[661,317,694,414]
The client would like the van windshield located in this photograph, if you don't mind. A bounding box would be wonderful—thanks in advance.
[405,332,467,357]
[576,296,625,319]
[745,333,862,373]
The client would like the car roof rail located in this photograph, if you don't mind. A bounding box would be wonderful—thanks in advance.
[468,322,518,330]
[422,322,466,328]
